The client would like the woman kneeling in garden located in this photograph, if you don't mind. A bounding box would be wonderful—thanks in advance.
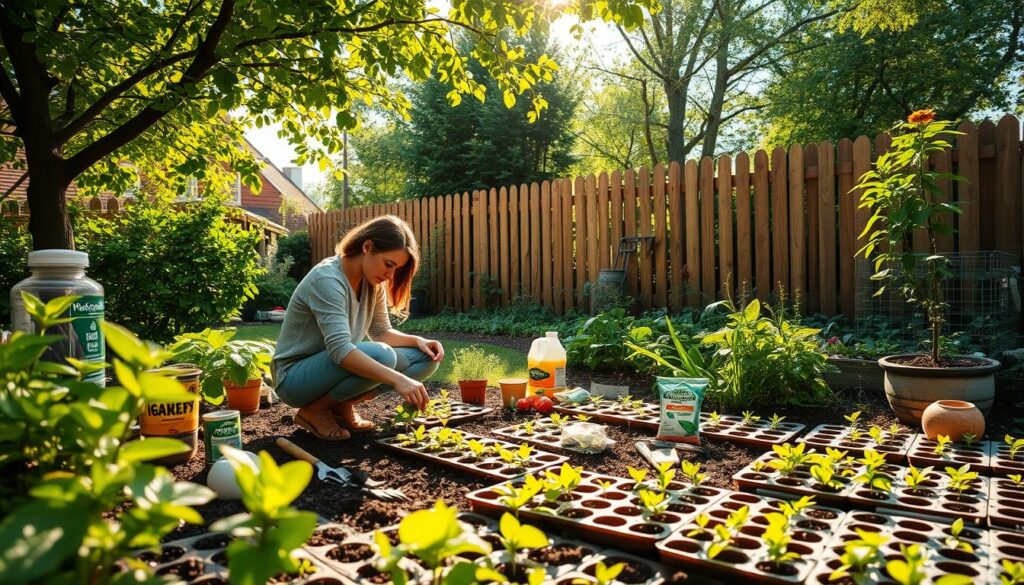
[272,215,444,440]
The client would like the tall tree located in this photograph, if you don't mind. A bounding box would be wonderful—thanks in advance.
[0,0,655,249]
[760,0,1022,145]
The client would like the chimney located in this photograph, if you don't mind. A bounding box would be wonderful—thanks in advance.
[282,166,303,190]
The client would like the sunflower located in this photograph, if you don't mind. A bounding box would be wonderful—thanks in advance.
[907,109,936,125]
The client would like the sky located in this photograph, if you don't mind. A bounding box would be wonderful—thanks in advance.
[242,14,627,194]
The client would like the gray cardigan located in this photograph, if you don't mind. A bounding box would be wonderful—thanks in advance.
[271,255,392,386]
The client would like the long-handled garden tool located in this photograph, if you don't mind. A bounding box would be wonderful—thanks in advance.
[276,437,409,502]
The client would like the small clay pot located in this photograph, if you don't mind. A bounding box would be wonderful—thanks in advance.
[458,379,488,406]
[224,378,262,415]
[920,399,985,441]
[498,378,528,408]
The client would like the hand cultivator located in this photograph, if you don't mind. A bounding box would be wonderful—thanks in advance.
[276,437,410,502]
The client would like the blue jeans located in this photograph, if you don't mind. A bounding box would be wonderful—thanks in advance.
[275,341,439,408]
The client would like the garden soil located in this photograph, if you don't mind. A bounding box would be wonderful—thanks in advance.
[166,333,1022,581]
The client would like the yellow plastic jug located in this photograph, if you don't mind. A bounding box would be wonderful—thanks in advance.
[527,331,566,398]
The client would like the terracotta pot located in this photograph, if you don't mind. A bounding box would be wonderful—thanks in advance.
[224,378,262,415]
[498,378,528,408]
[458,380,487,406]
[879,355,999,425]
[920,400,986,441]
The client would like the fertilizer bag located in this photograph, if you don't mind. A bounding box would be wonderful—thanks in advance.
[655,376,708,446]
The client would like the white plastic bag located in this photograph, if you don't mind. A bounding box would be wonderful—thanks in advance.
[559,421,615,454]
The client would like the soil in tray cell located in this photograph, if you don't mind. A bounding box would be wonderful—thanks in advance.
[699,413,807,449]
[467,470,727,553]
[907,435,993,473]
[808,509,990,585]
[797,423,916,463]
[156,558,206,580]
[655,491,845,584]
[843,462,990,525]
[732,450,861,503]
[990,530,1024,580]
[989,477,1024,531]
[992,440,1024,476]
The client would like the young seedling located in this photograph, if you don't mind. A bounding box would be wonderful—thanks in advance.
[1006,435,1024,460]
[542,463,583,503]
[498,512,549,582]
[708,505,749,559]
[1000,560,1024,585]
[868,426,887,447]
[574,414,593,422]
[763,514,801,567]
[520,420,536,435]
[886,544,973,585]
[825,447,851,465]
[887,422,903,439]
[769,442,815,476]
[752,460,768,473]
[933,435,953,457]
[829,529,890,584]
[945,464,978,497]
[596,479,616,496]
[548,413,568,428]
[496,475,545,516]
[778,495,816,521]
[854,450,893,496]
[742,411,761,426]
[810,462,844,490]
[637,489,669,518]
[768,413,786,431]
[961,433,978,448]
[572,561,626,585]
[1008,474,1023,488]
[902,465,934,491]
[943,518,973,554]
[844,411,863,433]
[397,424,428,447]
[654,461,676,493]
[680,460,706,486]
[686,513,712,539]
[466,439,490,460]
[706,411,723,429]
[588,396,605,406]
[627,466,649,490]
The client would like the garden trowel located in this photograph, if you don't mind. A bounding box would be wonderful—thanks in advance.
[276,437,409,503]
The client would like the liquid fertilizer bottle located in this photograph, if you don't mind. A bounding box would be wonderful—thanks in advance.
[527,331,566,399]
[11,250,106,386]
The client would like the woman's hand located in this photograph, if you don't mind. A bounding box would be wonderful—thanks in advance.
[394,375,429,411]
[416,337,445,362]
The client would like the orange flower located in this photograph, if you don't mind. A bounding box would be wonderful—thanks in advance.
[907,108,936,125]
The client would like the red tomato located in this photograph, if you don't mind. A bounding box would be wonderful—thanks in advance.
[516,397,533,412]
[534,396,554,413]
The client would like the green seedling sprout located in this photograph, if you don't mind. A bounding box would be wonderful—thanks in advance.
[945,464,978,497]
[844,411,862,432]
[627,466,649,490]
[961,433,978,448]
[574,414,593,422]
[707,411,723,428]
[903,465,934,490]
[708,505,749,559]
[886,544,973,585]
[829,529,890,584]
[498,512,549,582]
[549,413,568,428]
[1000,560,1024,585]
[811,463,843,490]
[887,422,903,438]
[943,518,973,554]
[869,426,887,446]
[769,442,815,476]
[637,489,669,518]
[572,561,626,585]
[1006,435,1024,461]
[496,475,545,516]
[655,461,676,493]
[520,420,536,435]
[588,396,605,406]
[825,447,851,464]
[686,513,712,539]
[933,435,953,456]
[542,463,583,503]
[769,413,786,431]
[778,495,816,521]
[854,449,893,495]
[742,411,761,426]
[681,460,706,486]
[397,424,428,446]
[751,460,768,473]
[763,514,800,567]
[1009,474,1023,488]
[467,439,490,460]
[596,479,616,495]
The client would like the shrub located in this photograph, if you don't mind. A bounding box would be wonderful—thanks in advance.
[275,229,311,281]
[450,345,503,381]
[402,300,577,337]
[246,253,298,316]
[0,217,31,328]
[565,308,659,371]
[74,197,263,343]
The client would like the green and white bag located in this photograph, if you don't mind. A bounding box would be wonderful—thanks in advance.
[655,377,708,445]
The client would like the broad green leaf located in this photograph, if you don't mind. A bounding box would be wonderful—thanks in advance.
[121,437,191,463]
[0,500,89,583]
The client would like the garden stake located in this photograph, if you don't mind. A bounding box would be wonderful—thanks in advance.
[276,437,410,502]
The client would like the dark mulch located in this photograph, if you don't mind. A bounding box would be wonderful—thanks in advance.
[166,333,1023,550]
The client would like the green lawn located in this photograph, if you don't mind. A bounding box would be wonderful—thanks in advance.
[225,323,524,385]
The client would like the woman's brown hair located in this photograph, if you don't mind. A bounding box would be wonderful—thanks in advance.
[336,215,419,312]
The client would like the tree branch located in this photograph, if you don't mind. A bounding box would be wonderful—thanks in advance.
[615,24,664,79]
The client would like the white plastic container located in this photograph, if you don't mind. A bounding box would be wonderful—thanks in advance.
[527,331,566,398]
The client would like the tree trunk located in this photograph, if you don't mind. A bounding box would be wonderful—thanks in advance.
[664,74,689,164]
[701,36,731,159]
[26,154,75,250]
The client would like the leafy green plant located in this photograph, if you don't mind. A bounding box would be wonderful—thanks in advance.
[708,505,749,559]
[542,463,584,503]
[397,424,429,447]
[274,229,312,281]
[769,443,816,476]
[450,345,502,381]
[624,316,715,381]
[1006,435,1024,460]
[763,514,800,567]
[496,476,545,516]
[0,217,30,327]
[212,447,317,585]
[1009,474,1023,488]
[942,518,973,554]
[854,450,893,495]
[886,543,972,585]
[565,308,651,370]
[810,463,844,490]
[844,411,863,432]
[637,489,669,517]
[654,461,676,493]
[681,461,706,486]
[706,411,722,428]
[1001,560,1024,585]
[742,411,761,426]
[169,327,274,402]
[933,435,953,456]
[961,433,978,448]
[0,293,216,585]
[830,529,889,584]
[945,464,978,497]
[686,513,713,539]
[768,414,786,430]
[903,465,934,490]
[854,111,967,365]
[244,252,299,314]
[627,466,649,490]
[497,512,549,581]
[572,561,625,585]
[868,426,887,446]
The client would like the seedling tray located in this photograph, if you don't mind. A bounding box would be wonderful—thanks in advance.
[377,431,568,481]
[656,491,846,584]
[407,400,493,428]
[797,423,916,463]
[845,462,990,525]
[807,510,991,585]
[988,476,1024,532]
[733,450,862,505]
[493,417,570,452]
[990,530,1024,583]
[907,435,994,474]
[553,401,660,431]
[467,470,729,554]
[991,440,1024,477]
[699,414,807,449]
[140,530,341,585]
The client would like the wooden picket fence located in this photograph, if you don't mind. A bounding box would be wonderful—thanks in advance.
[307,115,1024,317]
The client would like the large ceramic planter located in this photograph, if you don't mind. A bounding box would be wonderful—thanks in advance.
[224,378,262,415]
[824,357,885,392]
[878,354,1000,425]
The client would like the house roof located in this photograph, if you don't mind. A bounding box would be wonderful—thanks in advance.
[241,137,322,213]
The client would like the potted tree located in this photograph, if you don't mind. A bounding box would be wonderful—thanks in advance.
[855,109,999,424]
[169,328,275,415]
[450,345,502,406]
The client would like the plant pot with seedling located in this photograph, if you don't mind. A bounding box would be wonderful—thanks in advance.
[169,328,274,415]
[450,345,502,406]
[855,111,1000,424]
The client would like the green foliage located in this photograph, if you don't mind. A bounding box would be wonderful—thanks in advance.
[168,327,275,402]
[274,230,312,281]
[0,217,31,328]
[73,197,263,343]
[886,544,972,585]
[829,529,889,584]
[402,302,574,337]
[624,314,715,379]
[449,344,503,382]
[0,292,216,584]
[565,308,655,370]
[854,113,966,364]
[247,253,299,313]
[210,447,316,585]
